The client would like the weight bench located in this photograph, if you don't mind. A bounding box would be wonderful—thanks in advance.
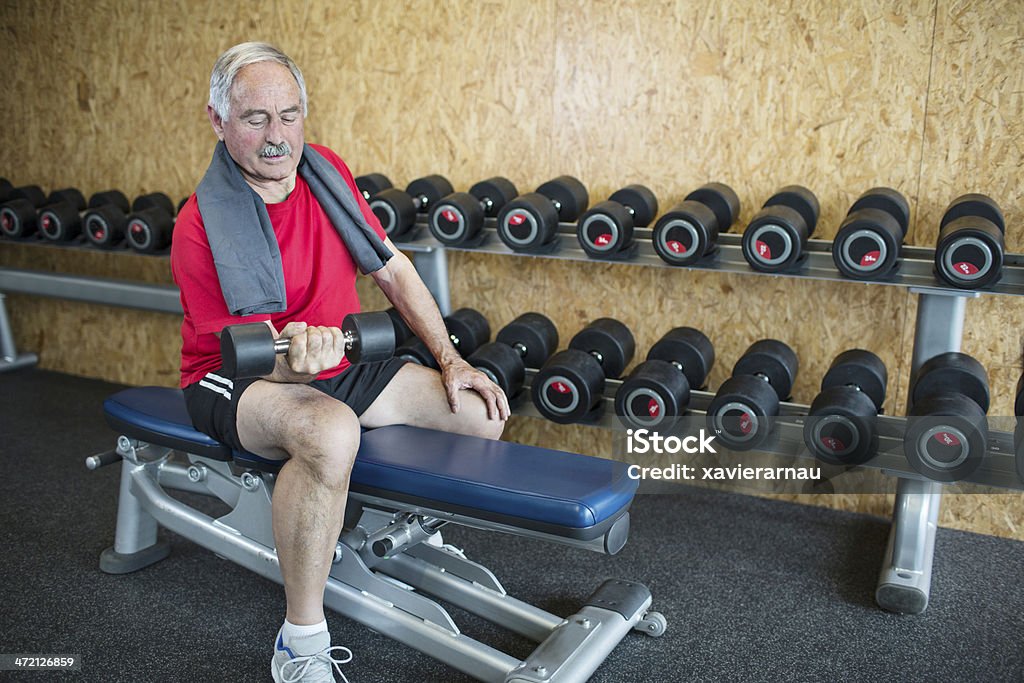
[93,386,665,683]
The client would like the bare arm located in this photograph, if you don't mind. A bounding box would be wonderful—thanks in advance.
[371,240,510,421]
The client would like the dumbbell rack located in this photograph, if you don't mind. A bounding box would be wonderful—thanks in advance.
[1,216,1021,614]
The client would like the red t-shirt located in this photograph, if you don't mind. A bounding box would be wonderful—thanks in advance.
[171,144,388,388]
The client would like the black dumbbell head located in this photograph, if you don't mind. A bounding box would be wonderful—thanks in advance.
[910,351,989,413]
[445,308,491,357]
[848,187,910,237]
[764,185,819,237]
[396,337,439,369]
[568,318,636,379]
[342,311,396,364]
[833,206,904,280]
[934,212,1004,290]
[88,190,130,213]
[608,184,659,227]
[1015,372,1024,418]
[468,342,526,397]
[732,339,799,401]
[496,312,559,368]
[132,192,175,217]
[177,196,191,214]
[652,200,718,266]
[940,193,1005,234]
[469,177,519,216]
[0,199,39,238]
[221,323,276,378]
[647,327,714,390]
[45,188,86,212]
[707,374,780,450]
[685,182,740,234]
[577,199,635,257]
[11,185,46,207]
[355,173,393,200]
[369,188,417,238]
[126,208,175,253]
[38,202,83,242]
[405,175,454,212]
[805,386,880,466]
[615,359,691,430]
[536,175,589,222]
[904,393,988,482]
[820,349,887,411]
[385,307,414,347]
[429,192,484,245]
[532,349,605,424]
[84,205,128,247]
[496,193,561,251]
[0,178,11,201]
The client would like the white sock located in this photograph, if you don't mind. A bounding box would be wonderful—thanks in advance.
[282,618,328,641]
[425,531,444,547]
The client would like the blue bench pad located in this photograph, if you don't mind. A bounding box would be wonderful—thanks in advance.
[103,387,637,532]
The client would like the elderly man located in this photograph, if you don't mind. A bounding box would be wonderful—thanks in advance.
[171,42,509,682]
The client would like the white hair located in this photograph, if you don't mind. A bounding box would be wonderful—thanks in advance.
[208,42,308,120]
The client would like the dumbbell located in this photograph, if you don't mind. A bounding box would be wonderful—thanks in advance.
[355,173,393,202]
[367,175,454,240]
[532,318,635,424]
[706,340,799,450]
[125,193,177,253]
[651,183,741,266]
[832,188,910,280]
[496,176,589,252]
[933,193,1005,290]
[575,184,658,259]
[467,312,559,397]
[220,311,396,379]
[741,185,819,273]
[0,178,12,203]
[385,307,414,347]
[427,177,519,246]
[904,352,989,482]
[395,308,491,370]
[36,188,88,242]
[1013,374,1024,485]
[81,190,134,248]
[0,184,48,239]
[615,327,714,430]
[803,350,887,465]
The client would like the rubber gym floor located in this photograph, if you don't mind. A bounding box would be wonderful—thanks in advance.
[2,368,1022,682]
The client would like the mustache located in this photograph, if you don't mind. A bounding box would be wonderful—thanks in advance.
[260,141,292,158]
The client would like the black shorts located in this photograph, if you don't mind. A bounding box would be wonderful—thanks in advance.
[182,357,409,453]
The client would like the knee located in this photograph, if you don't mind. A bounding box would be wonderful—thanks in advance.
[286,400,361,489]
[462,410,505,441]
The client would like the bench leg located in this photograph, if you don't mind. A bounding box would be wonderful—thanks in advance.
[100,458,170,574]
[0,292,37,373]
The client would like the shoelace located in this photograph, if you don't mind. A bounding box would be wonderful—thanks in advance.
[441,543,466,559]
[280,645,353,683]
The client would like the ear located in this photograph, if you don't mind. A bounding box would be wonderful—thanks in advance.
[207,105,225,141]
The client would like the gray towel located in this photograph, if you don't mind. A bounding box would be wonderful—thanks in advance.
[195,142,393,316]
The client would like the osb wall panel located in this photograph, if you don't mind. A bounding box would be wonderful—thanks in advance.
[2,0,1023,539]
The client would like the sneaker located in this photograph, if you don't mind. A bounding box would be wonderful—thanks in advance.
[271,628,352,683]
[425,531,465,559]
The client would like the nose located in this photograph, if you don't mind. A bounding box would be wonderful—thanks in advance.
[265,117,286,144]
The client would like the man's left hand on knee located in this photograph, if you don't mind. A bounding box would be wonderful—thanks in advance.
[441,358,510,421]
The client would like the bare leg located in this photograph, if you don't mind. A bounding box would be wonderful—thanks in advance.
[236,381,360,625]
[360,363,505,439]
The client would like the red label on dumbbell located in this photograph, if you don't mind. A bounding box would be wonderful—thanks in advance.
[442,209,458,223]
[755,241,772,260]
[934,432,961,447]
[820,436,845,452]
[954,262,980,275]
[595,234,612,247]
[860,251,880,267]
[740,413,753,434]
[509,212,526,226]
[1,214,11,230]
[648,399,660,418]
[42,215,52,229]
[667,240,686,254]
[553,381,570,394]
[94,229,106,240]
[131,221,144,235]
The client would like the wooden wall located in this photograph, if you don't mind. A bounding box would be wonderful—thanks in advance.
[1,0,1023,539]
